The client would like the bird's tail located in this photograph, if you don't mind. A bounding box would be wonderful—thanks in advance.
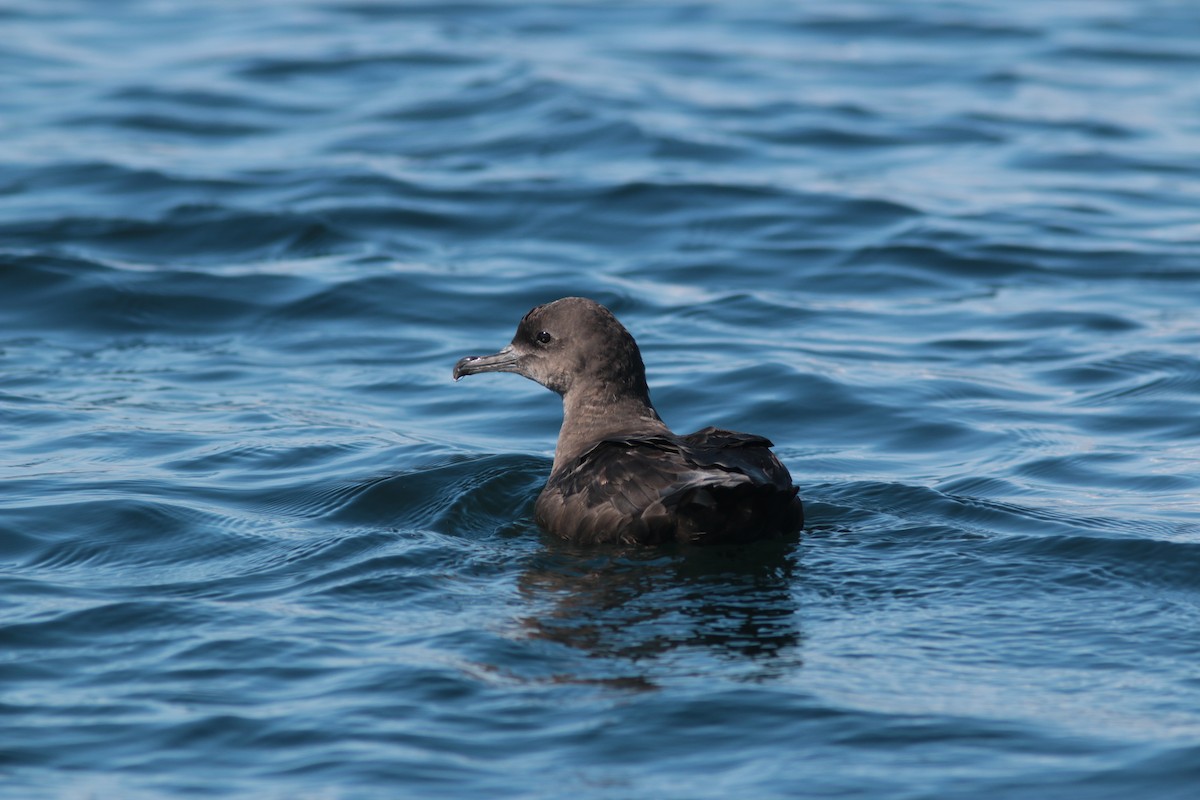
[667,480,802,545]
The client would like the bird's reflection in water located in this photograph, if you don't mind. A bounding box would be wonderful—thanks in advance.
[515,538,803,687]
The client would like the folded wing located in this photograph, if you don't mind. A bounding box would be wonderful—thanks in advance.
[536,427,803,545]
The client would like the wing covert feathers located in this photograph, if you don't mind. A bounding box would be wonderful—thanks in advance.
[534,429,803,545]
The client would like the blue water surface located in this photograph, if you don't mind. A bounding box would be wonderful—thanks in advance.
[2,1,1199,797]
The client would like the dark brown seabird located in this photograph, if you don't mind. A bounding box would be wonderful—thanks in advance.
[452,297,803,545]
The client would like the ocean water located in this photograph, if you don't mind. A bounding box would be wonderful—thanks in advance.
[2,0,1199,797]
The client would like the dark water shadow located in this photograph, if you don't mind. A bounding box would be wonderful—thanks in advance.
[512,537,803,687]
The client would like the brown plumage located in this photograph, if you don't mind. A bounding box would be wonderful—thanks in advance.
[452,297,803,545]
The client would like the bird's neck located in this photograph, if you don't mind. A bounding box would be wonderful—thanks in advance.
[553,386,670,470]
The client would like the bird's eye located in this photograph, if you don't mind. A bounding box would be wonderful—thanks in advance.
[535,330,552,344]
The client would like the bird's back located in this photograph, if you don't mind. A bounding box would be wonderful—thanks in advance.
[535,426,803,545]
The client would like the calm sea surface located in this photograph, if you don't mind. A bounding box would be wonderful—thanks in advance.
[2,1,1199,797]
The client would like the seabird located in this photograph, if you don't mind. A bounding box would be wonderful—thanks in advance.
[452,297,803,545]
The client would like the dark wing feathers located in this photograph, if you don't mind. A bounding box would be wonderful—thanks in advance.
[679,427,791,486]
[682,426,774,450]
[535,429,803,545]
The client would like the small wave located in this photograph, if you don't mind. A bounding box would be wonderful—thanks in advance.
[14,497,258,574]
[64,112,273,139]
[0,251,312,335]
[236,49,488,82]
[257,453,545,535]
[816,479,1194,542]
[3,205,359,266]
[1054,44,1200,66]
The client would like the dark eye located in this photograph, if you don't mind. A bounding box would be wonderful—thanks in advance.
[535,330,552,344]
